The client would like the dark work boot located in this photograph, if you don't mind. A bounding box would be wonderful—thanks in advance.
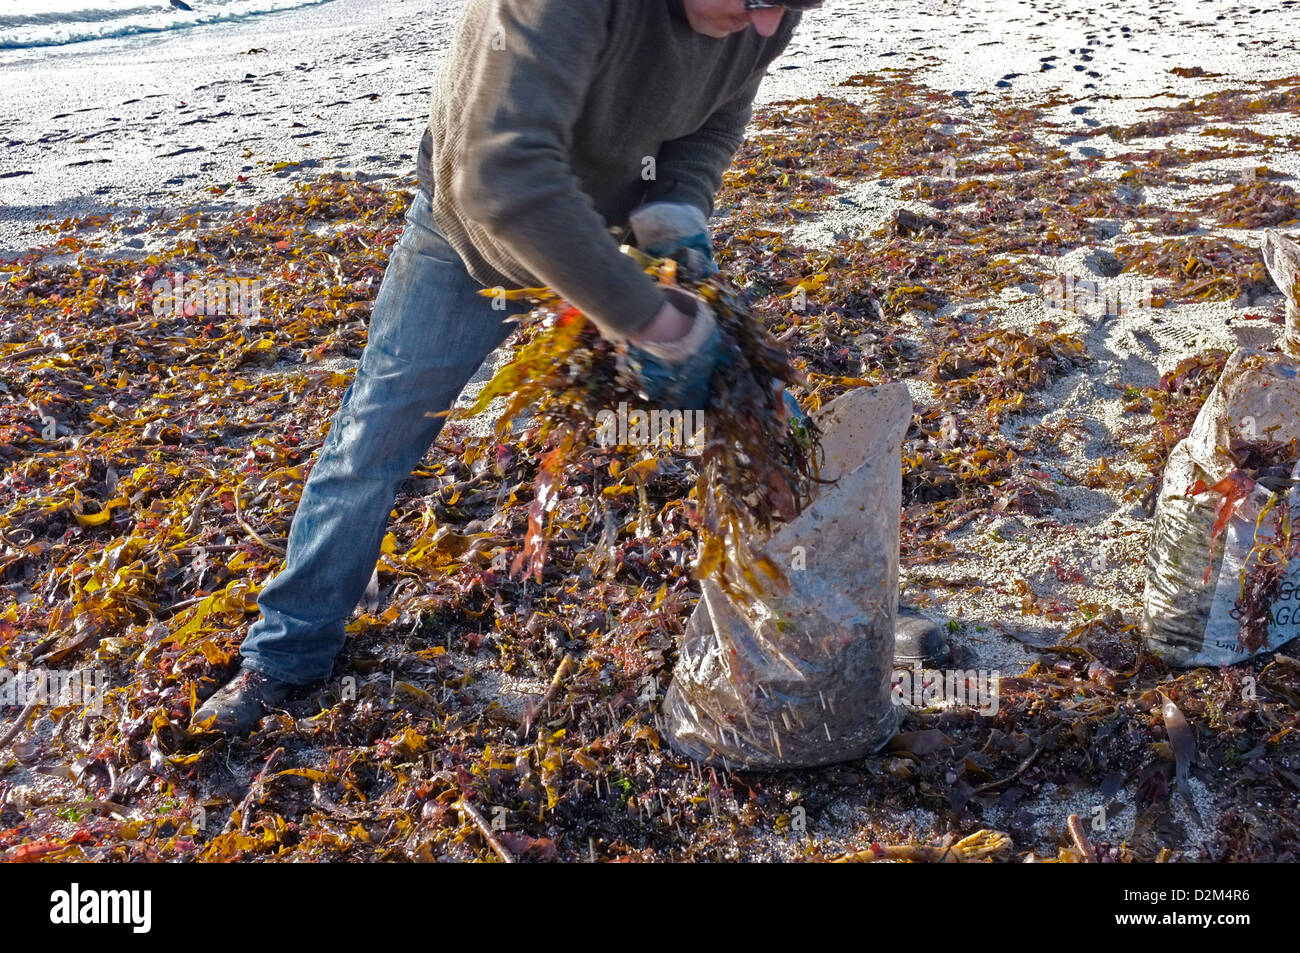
[190,666,297,737]
[893,606,952,668]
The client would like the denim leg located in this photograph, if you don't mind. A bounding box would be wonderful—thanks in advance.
[240,191,524,684]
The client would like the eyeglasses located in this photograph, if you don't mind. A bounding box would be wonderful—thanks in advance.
[744,1,824,10]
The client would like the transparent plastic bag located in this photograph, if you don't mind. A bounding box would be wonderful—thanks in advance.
[1142,230,1300,666]
[1143,444,1300,666]
[660,382,912,769]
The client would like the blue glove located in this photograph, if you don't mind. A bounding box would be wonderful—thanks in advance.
[781,387,812,443]
[782,387,808,427]
[628,202,718,281]
[627,288,727,412]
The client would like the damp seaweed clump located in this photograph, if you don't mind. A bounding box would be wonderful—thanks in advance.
[1114,236,1272,304]
[1215,437,1300,653]
[454,250,824,603]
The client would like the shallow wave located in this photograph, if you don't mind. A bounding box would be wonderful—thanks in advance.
[0,0,338,50]
[0,4,162,29]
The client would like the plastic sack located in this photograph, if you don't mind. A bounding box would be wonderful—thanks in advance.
[659,381,912,769]
[1143,230,1300,666]
[1263,227,1300,357]
[1143,443,1300,666]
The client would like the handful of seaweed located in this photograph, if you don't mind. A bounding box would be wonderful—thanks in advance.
[454,249,823,600]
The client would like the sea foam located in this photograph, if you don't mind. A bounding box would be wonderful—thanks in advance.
[0,0,337,50]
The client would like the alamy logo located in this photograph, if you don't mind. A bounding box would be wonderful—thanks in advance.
[0,667,107,715]
[151,274,261,320]
[1042,275,1152,319]
[892,664,1000,715]
[595,402,705,449]
[49,884,151,933]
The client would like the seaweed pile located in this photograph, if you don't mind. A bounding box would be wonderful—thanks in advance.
[3,64,1300,863]
[1115,236,1274,303]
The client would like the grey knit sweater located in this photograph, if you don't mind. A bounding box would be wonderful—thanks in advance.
[416,0,801,338]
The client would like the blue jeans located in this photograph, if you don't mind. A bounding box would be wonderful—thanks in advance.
[240,190,529,684]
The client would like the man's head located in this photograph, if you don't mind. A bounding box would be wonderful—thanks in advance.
[682,0,822,39]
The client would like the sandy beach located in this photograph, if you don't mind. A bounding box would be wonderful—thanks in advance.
[2,0,1300,864]
[5,0,1298,253]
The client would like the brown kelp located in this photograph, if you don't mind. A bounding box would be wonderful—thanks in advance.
[453,252,824,604]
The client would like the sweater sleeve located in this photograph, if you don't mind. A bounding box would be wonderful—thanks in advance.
[448,0,667,340]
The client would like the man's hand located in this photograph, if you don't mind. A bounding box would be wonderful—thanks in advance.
[627,287,725,411]
[629,202,718,281]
